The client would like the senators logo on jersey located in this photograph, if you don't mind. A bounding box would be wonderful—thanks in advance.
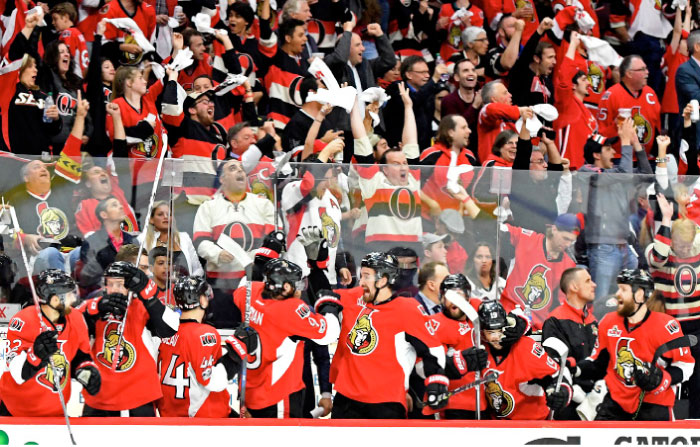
[588,63,605,94]
[319,208,340,248]
[485,375,515,417]
[36,349,69,392]
[130,133,160,159]
[615,338,644,387]
[36,202,69,240]
[389,187,419,221]
[220,221,255,252]
[346,308,379,355]
[631,107,652,145]
[97,321,137,371]
[514,264,551,311]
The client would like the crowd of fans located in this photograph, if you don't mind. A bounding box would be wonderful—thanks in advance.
[0,0,699,421]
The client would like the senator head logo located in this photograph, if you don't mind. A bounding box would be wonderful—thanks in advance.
[97,321,136,372]
[485,374,515,418]
[36,348,69,392]
[346,308,378,355]
[615,337,644,387]
[514,264,551,311]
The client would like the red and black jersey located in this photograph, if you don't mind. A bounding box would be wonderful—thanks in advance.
[594,311,695,413]
[75,177,138,237]
[420,143,475,219]
[157,321,230,417]
[59,27,88,78]
[597,82,661,155]
[233,282,339,412]
[477,102,519,164]
[542,300,598,365]
[437,2,485,62]
[481,337,561,419]
[0,308,91,417]
[501,224,576,331]
[331,287,446,408]
[482,0,538,41]
[100,0,156,44]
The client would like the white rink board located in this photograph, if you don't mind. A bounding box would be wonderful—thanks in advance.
[1,421,700,446]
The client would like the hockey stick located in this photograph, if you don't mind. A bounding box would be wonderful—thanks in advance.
[9,205,76,445]
[113,134,169,371]
[632,334,697,420]
[542,337,569,420]
[444,290,482,419]
[239,265,253,418]
[420,371,500,407]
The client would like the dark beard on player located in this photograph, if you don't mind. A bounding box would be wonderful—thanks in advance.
[616,298,636,317]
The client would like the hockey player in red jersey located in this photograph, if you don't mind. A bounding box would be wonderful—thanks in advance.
[577,270,695,420]
[158,276,259,417]
[329,252,449,419]
[78,261,180,416]
[423,274,488,419]
[478,300,572,419]
[233,257,341,418]
[0,270,101,416]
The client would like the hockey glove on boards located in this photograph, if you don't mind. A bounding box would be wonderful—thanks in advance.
[425,374,450,410]
[75,362,101,395]
[462,347,488,372]
[314,290,343,319]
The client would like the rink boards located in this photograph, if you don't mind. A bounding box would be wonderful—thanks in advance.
[0,418,699,446]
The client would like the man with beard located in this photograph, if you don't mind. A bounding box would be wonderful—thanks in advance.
[542,267,598,419]
[0,270,100,416]
[577,270,695,420]
[508,18,556,106]
[422,274,488,419]
[328,252,448,418]
[79,261,179,416]
[232,258,341,418]
[477,299,571,419]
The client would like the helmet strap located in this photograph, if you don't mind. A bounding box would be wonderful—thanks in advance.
[628,287,647,319]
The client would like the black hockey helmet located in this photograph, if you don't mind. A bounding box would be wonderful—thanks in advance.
[263,258,303,295]
[478,300,507,330]
[360,252,399,285]
[616,269,654,298]
[36,269,76,304]
[173,276,212,310]
[103,261,134,279]
[440,273,471,299]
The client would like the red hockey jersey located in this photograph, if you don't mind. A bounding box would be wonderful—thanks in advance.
[157,321,231,417]
[595,311,694,413]
[79,297,164,411]
[0,308,91,417]
[100,0,156,45]
[419,142,475,219]
[500,224,576,330]
[59,27,88,78]
[437,2,485,62]
[233,282,339,412]
[331,287,445,408]
[481,336,560,419]
[477,102,520,164]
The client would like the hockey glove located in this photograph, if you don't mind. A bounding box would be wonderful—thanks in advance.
[75,362,101,395]
[501,312,529,348]
[545,384,572,411]
[122,263,150,294]
[634,363,667,393]
[29,330,58,367]
[97,293,128,319]
[298,226,329,265]
[462,347,488,372]
[314,290,343,319]
[258,231,286,260]
[425,374,450,410]
[225,324,259,362]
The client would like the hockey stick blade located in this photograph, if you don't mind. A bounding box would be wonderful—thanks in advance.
[652,334,698,365]
[444,290,479,322]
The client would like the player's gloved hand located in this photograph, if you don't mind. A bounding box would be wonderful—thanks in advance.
[226,324,259,361]
[97,293,128,319]
[462,347,488,372]
[121,263,148,293]
[30,330,58,366]
[634,363,666,392]
[258,231,286,260]
[314,289,343,319]
[545,384,572,411]
[298,226,329,263]
[75,362,101,395]
[425,374,450,410]
[501,312,529,347]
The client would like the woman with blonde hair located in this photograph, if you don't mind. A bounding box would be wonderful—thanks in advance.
[136,201,204,277]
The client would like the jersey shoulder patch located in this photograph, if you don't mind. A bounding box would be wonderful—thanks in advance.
[200,332,218,346]
[295,303,311,319]
[531,342,544,358]
[665,319,680,335]
[8,317,24,332]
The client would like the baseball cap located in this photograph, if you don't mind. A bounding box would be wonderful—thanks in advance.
[421,233,448,249]
[439,209,465,234]
[553,213,581,235]
[184,89,215,110]
[583,134,619,163]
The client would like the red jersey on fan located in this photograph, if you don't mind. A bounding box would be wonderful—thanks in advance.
[162,53,214,92]
[660,45,688,114]
[500,224,576,330]
[555,40,608,110]
[79,295,164,411]
[422,302,485,416]
[330,287,445,408]
[100,0,156,44]
[437,2,485,62]
[233,282,338,413]
[157,321,231,417]
[597,82,660,155]
[0,308,91,417]
[420,142,475,219]
[594,310,694,413]
[553,56,598,169]
[482,0,538,40]
[481,336,560,419]
[59,27,88,77]
[477,102,520,164]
